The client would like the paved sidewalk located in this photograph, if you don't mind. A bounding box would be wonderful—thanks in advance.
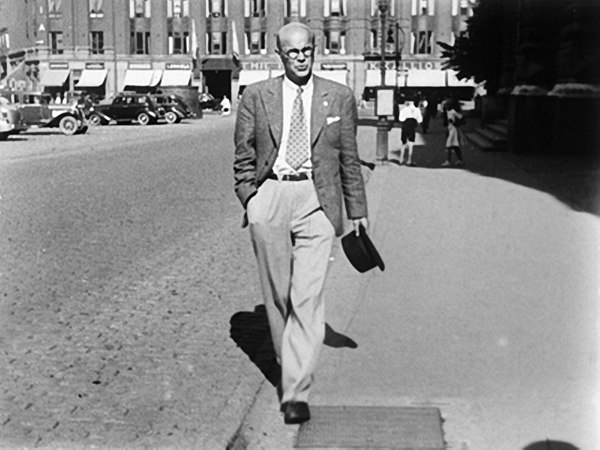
[230,119,599,449]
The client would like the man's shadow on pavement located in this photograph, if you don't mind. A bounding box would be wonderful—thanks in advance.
[229,305,357,386]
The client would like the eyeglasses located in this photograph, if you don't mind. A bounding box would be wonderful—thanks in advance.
[283,46,314,60]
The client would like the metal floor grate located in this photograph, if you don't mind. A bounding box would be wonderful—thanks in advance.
[295,406,445,449]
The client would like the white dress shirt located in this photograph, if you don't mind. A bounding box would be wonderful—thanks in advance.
[272,76,314,176]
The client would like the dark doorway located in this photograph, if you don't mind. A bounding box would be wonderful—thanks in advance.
[202,70,231,101]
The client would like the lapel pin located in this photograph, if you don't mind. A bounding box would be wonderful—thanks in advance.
[323,101,328,107]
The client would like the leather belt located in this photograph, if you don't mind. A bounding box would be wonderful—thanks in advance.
[267,172,311,181]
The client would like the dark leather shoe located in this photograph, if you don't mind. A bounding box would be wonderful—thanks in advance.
[284,401,310,424]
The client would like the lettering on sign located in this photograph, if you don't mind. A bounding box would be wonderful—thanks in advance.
[85,62,105,69]
[129,62,152,70]
[320,63,347,70]
[366,60,442,71]
[165,63,191,70]
[49,62,69,70]
[241,61,282,71]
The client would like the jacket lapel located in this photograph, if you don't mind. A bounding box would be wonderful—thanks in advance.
[261,77,283,149]
[311,76,330,146]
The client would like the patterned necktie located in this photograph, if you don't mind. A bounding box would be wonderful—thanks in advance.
[286,86,309,170]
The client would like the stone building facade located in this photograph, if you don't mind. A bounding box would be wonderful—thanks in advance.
[0,0,477,102]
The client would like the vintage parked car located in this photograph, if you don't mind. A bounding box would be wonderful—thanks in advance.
[151,93,195,124]
[0,91,88,135]
[87,92,164,126]
[0,96,28,140]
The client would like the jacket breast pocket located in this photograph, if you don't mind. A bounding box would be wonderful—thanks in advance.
[323,121,342,147]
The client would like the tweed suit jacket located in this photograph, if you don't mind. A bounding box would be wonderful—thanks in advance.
[234,75,367,237]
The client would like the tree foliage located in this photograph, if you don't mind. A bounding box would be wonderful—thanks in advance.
[438,0,509,94]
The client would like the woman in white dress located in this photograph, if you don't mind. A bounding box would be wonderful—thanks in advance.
[442,100,465,167]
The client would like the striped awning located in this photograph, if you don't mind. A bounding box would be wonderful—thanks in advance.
[160,70,191,86]
[404,70,446,87]
[238,70,270,86]
[40,69,70,87]
[76,69,107,88]
[365,70,397,87]
[313,70,347,85]
[447,70,477,87]
[123,69,162,87]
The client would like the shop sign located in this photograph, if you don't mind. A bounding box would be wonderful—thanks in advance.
[366,60,442,71]
[241,61,281,71]
[165,62,191,70]
[49,62,69,70]
[320,63,347,70]
[129,62,152,70]
[85,62,105,70]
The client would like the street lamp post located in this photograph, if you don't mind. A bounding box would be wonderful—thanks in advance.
[375,0,390,164]
[395,22,405,104]
[379,0,388,86]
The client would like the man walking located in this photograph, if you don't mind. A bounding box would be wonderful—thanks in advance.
[233,22,368,425]
[398,99,423,166]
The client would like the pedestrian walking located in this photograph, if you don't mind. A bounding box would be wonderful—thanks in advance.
[398,99,423,166]
[233,22,368,425]
[421,93,437,133]
[220,95,231,116]
[442,99,465,167]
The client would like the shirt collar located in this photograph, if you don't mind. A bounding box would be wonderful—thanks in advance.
[283,74,314,94]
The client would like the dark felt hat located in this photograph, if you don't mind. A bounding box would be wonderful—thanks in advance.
[341,225,385,273]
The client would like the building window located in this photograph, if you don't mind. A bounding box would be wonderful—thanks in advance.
[89,0,104,17]
[412,0,434,16]
[371,0,396,16]
[0,32,10,52]
[324,30,346,55]
[130,0,151,18]
[207,0,227,18]
[245,31,266,55]
[49,0,62,17]
[168,0,189,18]
[244,0,266,17]
[285,0,306,17]
[370,29,379,52]
[168,32,190,54]
[207,31,227,55]
[90,31,104,54]
[412,30,433,54]
[50,32,64,55]
[130,31,150,54]
[324,0,345,17]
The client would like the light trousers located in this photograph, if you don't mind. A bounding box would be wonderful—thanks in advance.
[247,178,335,404]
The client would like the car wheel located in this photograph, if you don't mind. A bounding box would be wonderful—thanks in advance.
[137,112,150,126]
[165,111,178,124]
[59,116,78,135]
[88,114,103,126]
[75,125,89,135]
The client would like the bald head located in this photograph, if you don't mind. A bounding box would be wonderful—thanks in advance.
[276,22,315,85]
[276,22,314,51]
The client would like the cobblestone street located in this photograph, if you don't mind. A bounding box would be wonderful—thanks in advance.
[0,118,266,448]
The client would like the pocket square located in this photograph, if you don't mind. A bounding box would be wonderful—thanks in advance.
[326,116,341,125]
